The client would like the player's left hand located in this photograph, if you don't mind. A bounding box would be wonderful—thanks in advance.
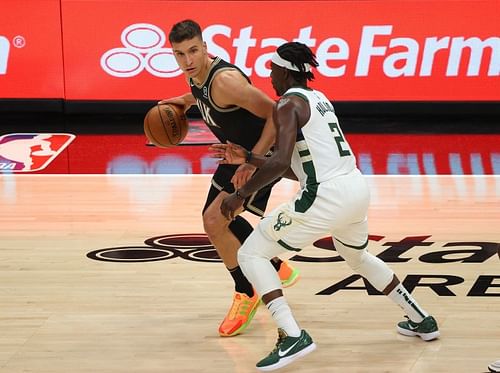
[221,193,244,220]
[231,163,256,189]
[208,142,247,165]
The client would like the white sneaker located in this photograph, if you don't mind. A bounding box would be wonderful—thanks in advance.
[488,360,500,373]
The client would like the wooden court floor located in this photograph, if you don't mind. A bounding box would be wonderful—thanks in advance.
[0,175,499,373]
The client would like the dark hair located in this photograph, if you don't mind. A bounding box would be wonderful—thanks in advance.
[276,42,319,81]
[168,19,202,44]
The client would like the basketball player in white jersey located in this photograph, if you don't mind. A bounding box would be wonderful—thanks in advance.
[210,42,439,371]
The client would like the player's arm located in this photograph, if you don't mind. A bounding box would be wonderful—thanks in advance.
[219,97,304,220]
[211,70,276,155]
[210,141,298,181]
[158,92,196,113]
[236,97,301,197]
[212,70,276,188]
[281,168,298,181]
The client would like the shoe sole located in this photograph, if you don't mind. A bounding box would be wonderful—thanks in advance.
[256,342,317,371]
[488,362,500,373]
[397,326,440,341]
[219,299,261,337]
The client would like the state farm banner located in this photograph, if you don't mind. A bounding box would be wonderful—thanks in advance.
[1,1,497,102]
[61,0,499,102]
[0,0,64,99]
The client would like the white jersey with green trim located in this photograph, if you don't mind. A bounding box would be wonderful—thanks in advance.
[283,87,357,188]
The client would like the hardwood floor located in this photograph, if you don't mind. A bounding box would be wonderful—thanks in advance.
[0,175,498,373]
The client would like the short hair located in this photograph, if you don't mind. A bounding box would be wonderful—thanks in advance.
[168,19,202,44]
[276,42,319,81]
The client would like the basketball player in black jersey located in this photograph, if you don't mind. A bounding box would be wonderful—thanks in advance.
[158,19,300,337]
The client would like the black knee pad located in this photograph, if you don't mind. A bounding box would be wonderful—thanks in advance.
[229,216,254,244]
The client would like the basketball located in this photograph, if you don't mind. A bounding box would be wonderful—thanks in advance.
[144,103,189,148]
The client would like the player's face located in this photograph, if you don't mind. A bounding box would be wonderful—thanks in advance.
[270,62,287,96]
[171,36,208,80]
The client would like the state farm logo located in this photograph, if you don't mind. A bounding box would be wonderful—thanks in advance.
[100,23,182,78]
[101,23,499,80]
[87,234,500,297]
[0,36,10,75]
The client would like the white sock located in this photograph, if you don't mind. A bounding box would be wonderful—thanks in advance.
[387,283,429,323]
[266,296,301,337]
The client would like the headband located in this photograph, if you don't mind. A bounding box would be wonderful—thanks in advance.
[271,52,311,72]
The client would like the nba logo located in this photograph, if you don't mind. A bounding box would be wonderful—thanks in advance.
[0,133,75,172]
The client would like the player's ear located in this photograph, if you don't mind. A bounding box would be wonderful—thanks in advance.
[203,41,208,54]
[283,68,291,80]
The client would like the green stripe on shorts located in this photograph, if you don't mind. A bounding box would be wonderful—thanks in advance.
[277,240,301,252]
[335,237,369,250]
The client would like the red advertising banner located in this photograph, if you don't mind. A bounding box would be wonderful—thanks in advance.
[61,0,500,101]
[5,131,497,175]
[0,1,497,101]
[0,0,64,99]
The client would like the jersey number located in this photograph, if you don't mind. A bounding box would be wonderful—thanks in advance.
[328,122,351,157]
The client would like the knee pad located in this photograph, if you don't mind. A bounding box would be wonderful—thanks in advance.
[229,216,254,244]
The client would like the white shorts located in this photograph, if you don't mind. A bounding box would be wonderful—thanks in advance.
[241,168,370,258]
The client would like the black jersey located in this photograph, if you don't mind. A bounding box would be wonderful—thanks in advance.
[190,57,266,150]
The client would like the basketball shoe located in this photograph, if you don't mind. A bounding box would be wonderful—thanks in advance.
[397,315,440,341]
[488,360,500,373]
[278,261,300,288]
[219,263,299,337]
[219,291,260,337]
[256,328,316,371]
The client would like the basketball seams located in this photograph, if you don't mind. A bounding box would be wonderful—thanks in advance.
[144,110,164,147]
[158,104,177,146]
[143,103,188,147]
[172,104,189,140]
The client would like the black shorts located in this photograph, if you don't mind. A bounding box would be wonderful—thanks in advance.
[202,164,280,217]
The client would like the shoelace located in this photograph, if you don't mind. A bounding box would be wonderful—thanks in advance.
[269,330,287,354]
[403,315,419,329]
[228,295,249,319]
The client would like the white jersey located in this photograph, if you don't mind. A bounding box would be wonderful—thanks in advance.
[285,87,356,188]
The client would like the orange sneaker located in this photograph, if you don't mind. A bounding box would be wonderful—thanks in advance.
[278,261,300,288]
[219,291,260,337]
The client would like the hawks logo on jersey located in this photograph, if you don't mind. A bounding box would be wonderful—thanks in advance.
[0,133,75,172]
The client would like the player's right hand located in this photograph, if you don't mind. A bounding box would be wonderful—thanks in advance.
[220,192,244,221]
[158,97,184,106]
[158,94,193,113]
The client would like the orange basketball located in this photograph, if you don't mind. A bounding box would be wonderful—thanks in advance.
[144,103,189,148]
